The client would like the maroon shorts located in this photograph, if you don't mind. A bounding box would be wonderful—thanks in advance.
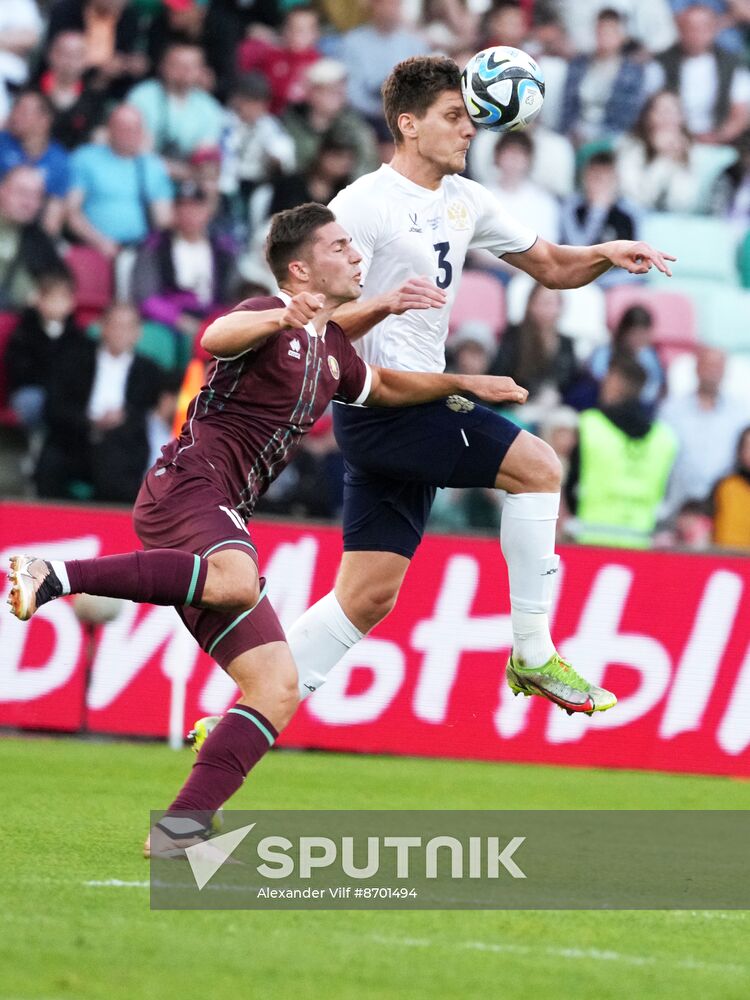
[133,465,285,669]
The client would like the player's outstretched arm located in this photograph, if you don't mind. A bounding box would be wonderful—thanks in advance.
[504,237,676,290]
[332,276,447,341]
[201,293,326,357]
[366,367,528,407]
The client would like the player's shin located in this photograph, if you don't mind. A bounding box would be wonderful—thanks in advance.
[164,705,277,821]
[500,492,561,669]
[287,591,364,699]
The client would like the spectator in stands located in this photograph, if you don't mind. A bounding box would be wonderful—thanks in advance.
[0,0,43,126]
[35,303,164,503]
[561,8,647,145]
[560,151,640,287]
[0,166,64,311]
[589,304,665,409]
[567,352,677,548]
[422,0,479,53]
[6,269,84,433]
[467,118,577,200]
[37,30,106,150]
[67,105,173,259]
[489,283,584,416]
[250,133,357,229]
[670,0,749,56]
[481,1,528,49]
[282,59,379,178]
[0,91,70,236]
[713,127,750,223]
[219,73,296,229]
[660,345,750,514]
[340,0,429,129]
[553,0,678,55]
[712,425,750,549]
[46,0,147,99]
[130,179,238,344]
[486,132,561,242]
[238,5,322,116]
[127,41,225,171]
[654,3,750,143]
[146,0,241,100]
[616,89,706,212]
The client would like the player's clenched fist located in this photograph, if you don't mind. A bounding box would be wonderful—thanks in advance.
[279,292,326,329]
[465,375,528,406]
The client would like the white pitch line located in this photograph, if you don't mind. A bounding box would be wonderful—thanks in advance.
[83,880,149,888]
[365,934,749,976]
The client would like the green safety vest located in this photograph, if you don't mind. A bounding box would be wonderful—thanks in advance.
[576,409,677,549]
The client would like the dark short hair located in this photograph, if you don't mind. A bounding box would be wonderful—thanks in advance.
[608,350,647,392]
[382,56,462,144]
[494,130,534,157]
[585,150,617,170]
[614,304,653,341]
[598,7,624,22]
[36,267,75,294]
[265,202,335,284]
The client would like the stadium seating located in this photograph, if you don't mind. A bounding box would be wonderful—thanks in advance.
[448,269,506,340]
[642,213,740,286]
[0,312,20,428]
[667,278,750,355]
[605,285,698,365]
[65,246,114,327]
[506,272,608,358]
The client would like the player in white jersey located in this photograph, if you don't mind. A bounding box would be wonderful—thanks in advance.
[282,55,676,717]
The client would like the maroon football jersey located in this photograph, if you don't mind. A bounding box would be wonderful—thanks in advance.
[157,296,370,517]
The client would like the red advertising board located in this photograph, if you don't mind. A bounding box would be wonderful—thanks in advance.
[1,500,749,776]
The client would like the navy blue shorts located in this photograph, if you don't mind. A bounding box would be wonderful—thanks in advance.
[334,396,522,558]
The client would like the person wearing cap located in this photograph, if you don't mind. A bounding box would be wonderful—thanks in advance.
[219,72,296,230]
[282,58,379,178]
[146,0,241,101]
[130,179,238,343]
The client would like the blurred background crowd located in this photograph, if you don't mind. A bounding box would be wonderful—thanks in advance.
[0,0,749,553]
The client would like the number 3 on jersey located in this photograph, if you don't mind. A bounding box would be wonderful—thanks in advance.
[433,241,453,289]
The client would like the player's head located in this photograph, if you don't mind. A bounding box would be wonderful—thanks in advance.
[266,202,363,305]
[382,56,475,175]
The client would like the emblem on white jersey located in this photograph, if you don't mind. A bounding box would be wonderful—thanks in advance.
[327,355,340,379]
[446,394,475,413]
[408,212,422,233]
[288,337,302,359]
[447,200,470,231]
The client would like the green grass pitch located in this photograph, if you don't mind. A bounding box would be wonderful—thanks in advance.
[1,734,748,1000]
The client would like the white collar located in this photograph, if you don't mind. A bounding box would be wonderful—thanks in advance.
[277,289,322,339]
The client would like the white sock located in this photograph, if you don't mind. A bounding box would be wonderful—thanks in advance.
[500,492,560,669]
[287,591,364,699]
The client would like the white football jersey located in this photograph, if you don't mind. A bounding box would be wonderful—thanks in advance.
[329,164,536,372]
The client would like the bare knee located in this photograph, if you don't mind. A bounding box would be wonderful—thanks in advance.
[339,581,400,634]
[497,432,562,494]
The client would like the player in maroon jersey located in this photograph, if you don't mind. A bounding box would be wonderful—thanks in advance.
[7,202,527,856]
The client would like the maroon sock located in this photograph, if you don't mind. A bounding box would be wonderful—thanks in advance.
[64,549,208,607]
[167,705,278,814]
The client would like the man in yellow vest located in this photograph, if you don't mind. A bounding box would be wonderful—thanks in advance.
[569,352,677,548]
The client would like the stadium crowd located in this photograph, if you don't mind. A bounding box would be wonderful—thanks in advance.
[0,0,749,551]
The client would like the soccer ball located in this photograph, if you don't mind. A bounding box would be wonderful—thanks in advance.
[461,46,545,133]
